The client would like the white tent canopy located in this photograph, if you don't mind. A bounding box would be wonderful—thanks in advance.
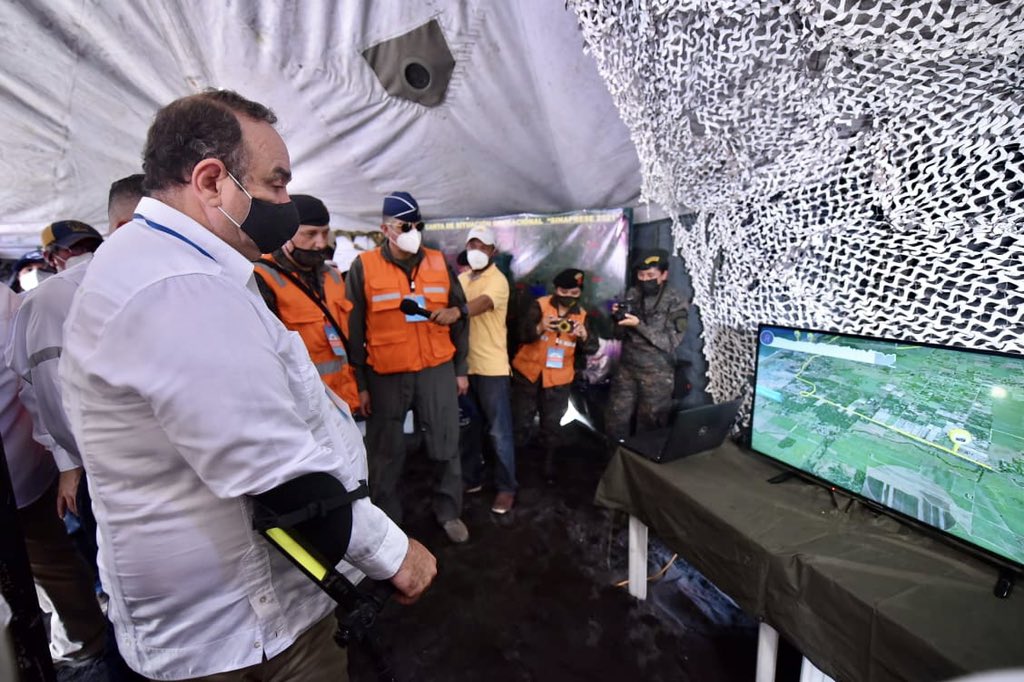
[0,0,644,258]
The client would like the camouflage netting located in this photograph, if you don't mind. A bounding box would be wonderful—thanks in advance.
[570,1,1024,407]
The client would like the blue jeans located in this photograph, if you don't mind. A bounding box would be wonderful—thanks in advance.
[462,375,518,493]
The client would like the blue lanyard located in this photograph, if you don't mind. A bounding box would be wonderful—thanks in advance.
[134,213,216,262]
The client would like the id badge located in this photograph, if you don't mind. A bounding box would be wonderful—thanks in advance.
[404,294,428,322]
[325,323,347,361]
[546,347,565,369]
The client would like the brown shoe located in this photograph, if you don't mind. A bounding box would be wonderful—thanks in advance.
[491,491,515,515]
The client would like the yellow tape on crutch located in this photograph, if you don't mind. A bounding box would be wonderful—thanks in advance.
[265,527,328,581]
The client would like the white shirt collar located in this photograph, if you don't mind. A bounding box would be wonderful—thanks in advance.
[132,197,255,285]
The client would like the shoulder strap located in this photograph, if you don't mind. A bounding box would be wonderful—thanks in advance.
[252,481,369,531]
[260,260,351,357]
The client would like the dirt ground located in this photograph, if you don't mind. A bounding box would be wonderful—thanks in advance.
[348,424,759,682]
[51,424,760,682]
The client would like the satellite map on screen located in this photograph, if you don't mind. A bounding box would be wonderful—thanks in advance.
[751,325,1024,567]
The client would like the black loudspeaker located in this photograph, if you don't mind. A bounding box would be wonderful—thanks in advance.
[362,19,456,107]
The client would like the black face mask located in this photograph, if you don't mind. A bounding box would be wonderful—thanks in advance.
[639,280,662,297]
[289,244,326,269]
[219,173,300,253]
[555,295,579,309]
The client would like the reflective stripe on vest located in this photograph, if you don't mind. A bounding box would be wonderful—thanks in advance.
[360,247,456,375]
[254,262,287,287]
[511,295,586,388]
[315,359,345,375]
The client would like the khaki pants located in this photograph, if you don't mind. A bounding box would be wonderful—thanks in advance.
[18,481,106,663]
[176,615,348,682]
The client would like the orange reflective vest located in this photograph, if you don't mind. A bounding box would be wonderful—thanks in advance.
[360,247,456,375]
[512,295,586,388]
[253,257,360,412]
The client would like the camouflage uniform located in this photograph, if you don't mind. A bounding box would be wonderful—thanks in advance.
[605,284,689,440]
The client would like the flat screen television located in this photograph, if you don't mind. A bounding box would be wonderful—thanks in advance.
[751,324,1024,570]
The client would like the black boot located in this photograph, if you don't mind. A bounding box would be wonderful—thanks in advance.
[542,449,556,486]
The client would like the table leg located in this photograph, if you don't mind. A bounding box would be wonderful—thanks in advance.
[627,516,648,600]
[799,656,834,682]
[755,622,779,682]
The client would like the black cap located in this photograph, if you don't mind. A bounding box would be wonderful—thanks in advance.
[633,248,670,271]
[291,194,330,227]
[553,268,585,289]
[41,220,103,252]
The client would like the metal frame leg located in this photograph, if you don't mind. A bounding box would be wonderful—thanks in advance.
[627,516,648,600]
[755,622,779,682]
[799,656,835,682]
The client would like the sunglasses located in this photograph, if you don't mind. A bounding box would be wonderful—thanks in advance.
[389,220,425,233]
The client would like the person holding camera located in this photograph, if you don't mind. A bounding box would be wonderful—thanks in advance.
[606,248,689,444]
[511,269,598,483]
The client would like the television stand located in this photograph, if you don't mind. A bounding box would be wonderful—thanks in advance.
[766,471,795,484]
[994,569,1017,599]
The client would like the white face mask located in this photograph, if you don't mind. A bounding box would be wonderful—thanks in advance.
[18,268,41,291]
[394,228,422,254]
[466,248,490,271]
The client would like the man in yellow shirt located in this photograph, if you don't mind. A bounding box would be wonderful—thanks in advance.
[458,227,517,514]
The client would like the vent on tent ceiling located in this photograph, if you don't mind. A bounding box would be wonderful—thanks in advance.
[362,19,456,107]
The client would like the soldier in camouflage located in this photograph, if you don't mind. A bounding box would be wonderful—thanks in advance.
[605,248,689,442]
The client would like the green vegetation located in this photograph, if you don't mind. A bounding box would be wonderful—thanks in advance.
[752,334,1024,565]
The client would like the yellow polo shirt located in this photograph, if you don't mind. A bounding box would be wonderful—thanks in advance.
[458,265,510,376]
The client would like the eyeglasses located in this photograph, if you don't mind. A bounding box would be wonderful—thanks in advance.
[388,220,425,233]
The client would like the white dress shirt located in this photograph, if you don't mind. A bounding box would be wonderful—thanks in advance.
[0,285,57,509]
[6,252,93,472]
[60,197,409,680]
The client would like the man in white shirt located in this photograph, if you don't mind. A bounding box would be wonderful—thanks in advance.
[60,89,435,681]
[1,284,107,666]
[6,220,104,527]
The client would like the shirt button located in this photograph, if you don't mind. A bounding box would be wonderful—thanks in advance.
[259,596,267,604]
[253,642,261,649]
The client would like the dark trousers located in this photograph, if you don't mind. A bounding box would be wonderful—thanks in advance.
[510,370,571,454]
[604,362,675,441]
[461,375,517,493]
[365,362,462,525]
[66,474,99,592]
[19,481,106,662]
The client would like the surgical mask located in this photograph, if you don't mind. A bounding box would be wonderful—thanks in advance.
[393,228,422,254]
[289,243,326,269]
[555,295,579,309]
[218,172,300,253]
[466,249,490,271]
[18,268,41,291]
[639,280,662,297]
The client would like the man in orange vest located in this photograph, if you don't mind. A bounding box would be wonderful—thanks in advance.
[345,191,471,543]
[511,269,598,483]
[254,194,360,414]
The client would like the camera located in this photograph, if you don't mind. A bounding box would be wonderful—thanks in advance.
[611,301,634,323]
[551,318,574,334]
